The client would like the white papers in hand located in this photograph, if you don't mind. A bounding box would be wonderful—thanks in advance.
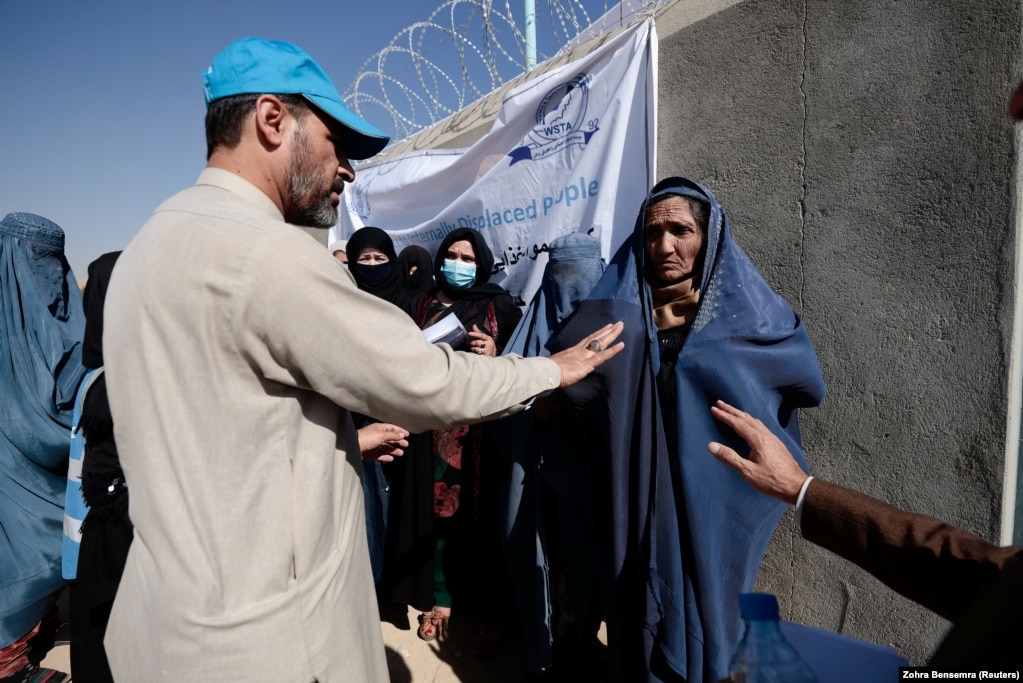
[422,314,467,347]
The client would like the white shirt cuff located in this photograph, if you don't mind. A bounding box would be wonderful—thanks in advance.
[794,475,814,528]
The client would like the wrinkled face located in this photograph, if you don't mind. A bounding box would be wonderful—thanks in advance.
[284,111,354,229]
[643,196,705,285]
[357,247,389,265]
[445,239,476,264]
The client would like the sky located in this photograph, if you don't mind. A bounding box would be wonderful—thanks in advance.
[0,0,616,278]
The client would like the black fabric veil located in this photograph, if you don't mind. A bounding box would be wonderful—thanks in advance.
[419,227,521,349]
[345,227,414,312]
[431,227,506,301]
[397,245,434,295]
[82,251,121,369]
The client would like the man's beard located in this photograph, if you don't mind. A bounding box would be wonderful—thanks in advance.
[285,122,341,229]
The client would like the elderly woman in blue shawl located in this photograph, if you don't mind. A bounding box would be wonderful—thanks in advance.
[554,178,825,682]
[0,212,85,678]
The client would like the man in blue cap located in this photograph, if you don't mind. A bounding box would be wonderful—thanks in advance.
[101,37,623,682]
[199,37,389,227]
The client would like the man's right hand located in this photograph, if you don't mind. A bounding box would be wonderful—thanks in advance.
[550,321,625,387]
[707,400,809,504]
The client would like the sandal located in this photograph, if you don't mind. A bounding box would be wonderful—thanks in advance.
[416,609,449,642]
[416,611,437,641]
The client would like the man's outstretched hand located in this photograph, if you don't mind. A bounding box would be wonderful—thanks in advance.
[707,400,809,505]
[550,321,625,388]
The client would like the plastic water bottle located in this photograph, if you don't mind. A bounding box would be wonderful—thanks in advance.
[728,593,818,683]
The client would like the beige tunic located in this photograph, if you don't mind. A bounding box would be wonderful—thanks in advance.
[103,168,560,682]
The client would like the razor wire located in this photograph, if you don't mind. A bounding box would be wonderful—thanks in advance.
[343,0,668,143]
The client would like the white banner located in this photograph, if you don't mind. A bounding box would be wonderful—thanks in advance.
[333,18,657,305]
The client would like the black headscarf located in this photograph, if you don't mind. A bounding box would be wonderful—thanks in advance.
[345,227,414,311]
[82,251,121,369]
[431,227,506,301]
[78,252,131,617]
[80,251,122,478]
[397,245,434,294]
[413,228,521,351]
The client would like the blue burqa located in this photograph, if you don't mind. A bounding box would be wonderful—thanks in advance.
[1,213,85,645]
[497,233,607,673]
[553,178,825,682]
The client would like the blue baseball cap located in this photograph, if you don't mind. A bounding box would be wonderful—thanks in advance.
[203,37,389,160]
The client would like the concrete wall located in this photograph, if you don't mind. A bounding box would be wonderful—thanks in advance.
[377,0,1022,665]
[652,0,1020,664]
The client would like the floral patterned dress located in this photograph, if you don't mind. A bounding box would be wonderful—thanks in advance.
[415,294,520,611]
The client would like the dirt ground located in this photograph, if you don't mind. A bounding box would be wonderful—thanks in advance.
[40,591,607,682]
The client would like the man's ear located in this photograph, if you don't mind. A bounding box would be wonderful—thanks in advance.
[253,94,290,149]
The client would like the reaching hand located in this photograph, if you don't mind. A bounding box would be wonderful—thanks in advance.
[707,400,809,504]
[358,422,410,463]
[549,321,625,388]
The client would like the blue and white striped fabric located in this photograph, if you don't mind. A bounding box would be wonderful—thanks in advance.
[63,367,103,581]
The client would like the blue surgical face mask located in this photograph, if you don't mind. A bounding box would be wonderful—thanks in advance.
[352,262,392,287]
[441,259,476,289]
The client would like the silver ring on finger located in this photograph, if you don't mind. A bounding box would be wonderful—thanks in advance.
[587,339,602,352]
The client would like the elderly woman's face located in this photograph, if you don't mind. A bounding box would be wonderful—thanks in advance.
[643,196,704,285]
